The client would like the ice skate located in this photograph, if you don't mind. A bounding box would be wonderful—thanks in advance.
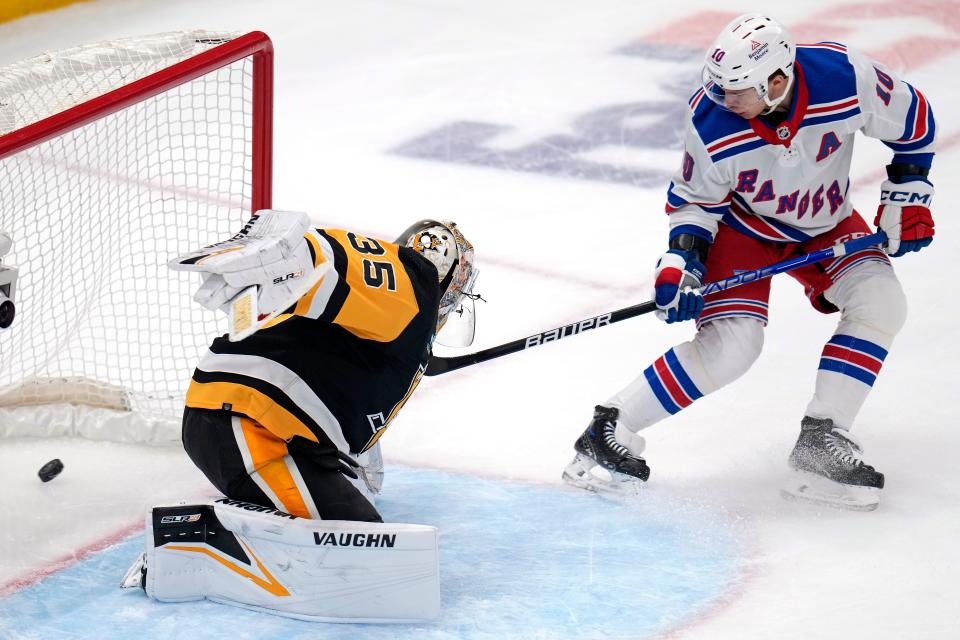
[562,406,650,495]
[781,416,884,511]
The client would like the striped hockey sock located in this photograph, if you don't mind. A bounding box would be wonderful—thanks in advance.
[605,346,708,430]
[643,348,704,416]
[605,317,764,432]
[806,333,889,429]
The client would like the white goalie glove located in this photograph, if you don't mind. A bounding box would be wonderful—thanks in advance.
[169,210,328,340]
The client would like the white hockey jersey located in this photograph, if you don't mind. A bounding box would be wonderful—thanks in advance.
[666,43,936,243]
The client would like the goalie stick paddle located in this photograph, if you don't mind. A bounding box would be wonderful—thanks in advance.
[425,231,888,376]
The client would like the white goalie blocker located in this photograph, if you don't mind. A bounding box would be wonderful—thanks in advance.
[122,499,440,622]
[168,210,331,342]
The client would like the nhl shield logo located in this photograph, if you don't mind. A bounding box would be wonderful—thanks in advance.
[776,125,791,140]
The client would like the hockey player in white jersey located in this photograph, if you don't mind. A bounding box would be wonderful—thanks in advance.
[564,14,935,511]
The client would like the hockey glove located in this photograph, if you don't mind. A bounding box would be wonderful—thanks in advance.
[170,210,323,315]
[334,450,361,481]
[654,250,705,323]
[875,176,935,257]
[289,439,362,481]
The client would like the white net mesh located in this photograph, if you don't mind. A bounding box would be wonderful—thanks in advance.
[0,31,266,442]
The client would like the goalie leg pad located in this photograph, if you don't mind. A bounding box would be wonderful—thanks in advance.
[139,498,440,622]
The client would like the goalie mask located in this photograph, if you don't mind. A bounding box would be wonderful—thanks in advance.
[396,220,478,347]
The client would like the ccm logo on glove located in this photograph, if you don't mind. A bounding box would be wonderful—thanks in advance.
[875,175,935,257]
[879,189,931,204]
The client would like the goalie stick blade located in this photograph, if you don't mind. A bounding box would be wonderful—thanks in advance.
[561,453,645,496]
[780,470,881,512]
[227,262,332,342]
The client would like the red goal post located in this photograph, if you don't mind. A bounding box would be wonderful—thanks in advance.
[0,31,274,208]
[0,31,274,442]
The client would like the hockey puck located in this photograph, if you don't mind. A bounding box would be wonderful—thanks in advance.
[38,458,64,482]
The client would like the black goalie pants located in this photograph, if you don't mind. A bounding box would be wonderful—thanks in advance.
[181,407,381,522]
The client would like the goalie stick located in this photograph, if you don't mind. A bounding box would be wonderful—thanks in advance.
[425,231,888,376]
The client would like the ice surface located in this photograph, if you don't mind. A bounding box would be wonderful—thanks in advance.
[1,1,959,638]
[1,467,741,640]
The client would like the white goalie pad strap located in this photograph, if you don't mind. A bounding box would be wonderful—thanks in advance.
[143,498,440,622]
[354,442,384,497]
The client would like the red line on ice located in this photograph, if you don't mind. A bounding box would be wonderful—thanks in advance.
[0,519,143,598]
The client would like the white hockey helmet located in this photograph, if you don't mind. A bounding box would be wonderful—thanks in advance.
[701,14,795,113]
[396,220,478,343]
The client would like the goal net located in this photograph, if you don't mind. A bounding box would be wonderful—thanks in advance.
[0,30,273,443]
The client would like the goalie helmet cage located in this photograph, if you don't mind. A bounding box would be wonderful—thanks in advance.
[0,30,273,443]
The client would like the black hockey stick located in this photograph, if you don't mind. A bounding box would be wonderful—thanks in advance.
[425,231,887,376]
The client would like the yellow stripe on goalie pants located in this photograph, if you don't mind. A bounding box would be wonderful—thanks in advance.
[186,380,319,443]
[236,417,313,519]
[324,229,420,342]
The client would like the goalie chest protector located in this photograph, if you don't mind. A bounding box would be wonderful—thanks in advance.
[185,229,441,456]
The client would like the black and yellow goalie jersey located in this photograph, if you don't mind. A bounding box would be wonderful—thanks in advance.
[185,228,440,456]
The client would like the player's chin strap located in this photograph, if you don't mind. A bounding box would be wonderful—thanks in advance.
[761,72,794,115]
[425,231,888,376]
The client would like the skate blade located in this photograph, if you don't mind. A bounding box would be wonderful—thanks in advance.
[120,553,145,589]
[561,454,644,496]
[780,470,880,512]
